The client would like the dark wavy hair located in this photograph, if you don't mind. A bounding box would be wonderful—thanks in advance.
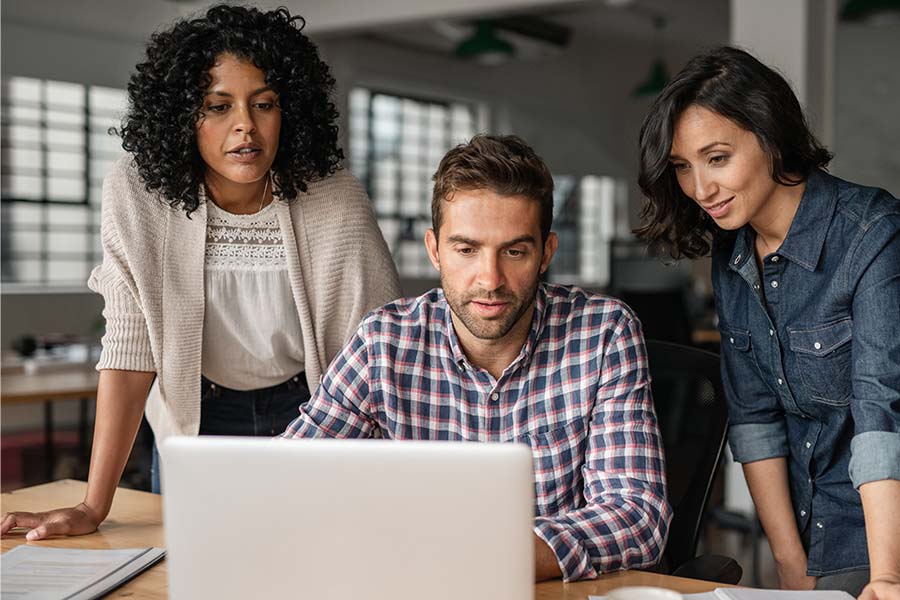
[117,4,343,216]
[635,46,833,259]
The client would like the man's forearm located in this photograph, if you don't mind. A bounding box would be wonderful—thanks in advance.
[860,479,900,581]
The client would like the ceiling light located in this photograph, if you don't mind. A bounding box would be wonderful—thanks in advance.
[455,21,515,66]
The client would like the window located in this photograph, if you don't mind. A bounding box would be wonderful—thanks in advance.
[347,88,479,277]
[548,175,622,288]
[1,76,127,287]
[347,86,621,288]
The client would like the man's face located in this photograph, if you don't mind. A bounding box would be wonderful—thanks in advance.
[424,189,557,343]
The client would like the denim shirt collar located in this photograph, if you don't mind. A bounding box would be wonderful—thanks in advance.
[729,169,838,273]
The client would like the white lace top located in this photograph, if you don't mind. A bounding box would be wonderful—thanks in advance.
[201,199,304,390]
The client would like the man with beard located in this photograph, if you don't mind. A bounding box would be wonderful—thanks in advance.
[282,134,671,582]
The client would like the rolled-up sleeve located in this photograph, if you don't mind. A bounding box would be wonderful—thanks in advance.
[847,215,900,488]
[87,171,155,373]
[714,264,789,465]
[533,313,671,581]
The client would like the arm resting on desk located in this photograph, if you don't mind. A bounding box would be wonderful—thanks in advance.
[1,370,153,540]
[859,479,900,600]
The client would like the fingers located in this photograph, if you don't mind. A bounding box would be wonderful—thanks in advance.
[0,512,44,536]
[25,513,79,541]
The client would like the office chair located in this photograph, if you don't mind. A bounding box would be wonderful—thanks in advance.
[646,340,742,584]
[620,289,694,346]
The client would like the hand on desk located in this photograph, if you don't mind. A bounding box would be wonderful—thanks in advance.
[775,553,817,590]
[860,576,900,600]
[1,502,102,540]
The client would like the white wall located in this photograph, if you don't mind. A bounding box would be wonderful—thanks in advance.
[832,22,900,195]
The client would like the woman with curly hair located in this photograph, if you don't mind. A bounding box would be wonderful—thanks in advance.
[636,46,900,599]
[1,5,399,538]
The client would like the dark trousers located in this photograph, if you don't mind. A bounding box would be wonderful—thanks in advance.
[151,373,310,493]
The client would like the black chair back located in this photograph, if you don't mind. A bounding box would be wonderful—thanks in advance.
[646,340,728,571]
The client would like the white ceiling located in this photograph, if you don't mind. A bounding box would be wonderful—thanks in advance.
[1,0,729,47]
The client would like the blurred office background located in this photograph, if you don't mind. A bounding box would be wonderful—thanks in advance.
[1,0,898,586]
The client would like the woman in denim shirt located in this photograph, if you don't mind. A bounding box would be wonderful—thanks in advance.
[635,46,900,599]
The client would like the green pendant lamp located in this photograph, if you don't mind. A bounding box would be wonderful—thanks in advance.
[633,16,670,97]
[455,20,515,65]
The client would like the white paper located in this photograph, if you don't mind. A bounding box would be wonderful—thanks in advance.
[0,545,165,600]
[590,589,854,600]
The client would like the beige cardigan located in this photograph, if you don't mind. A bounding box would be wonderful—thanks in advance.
[88,157,401,443]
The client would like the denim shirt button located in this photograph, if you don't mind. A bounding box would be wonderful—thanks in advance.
[771,256,780,263]
[816,522,824,529]
[734,254,742,265]
[814,342,822,350]
[800,510,807,517]
[730,337,735,344]
[771,280,779,288]
[805,441,812,449]
[769,329,774,336]
[777,378,784,385]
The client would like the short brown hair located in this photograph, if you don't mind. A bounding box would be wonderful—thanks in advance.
[431,134,554,241]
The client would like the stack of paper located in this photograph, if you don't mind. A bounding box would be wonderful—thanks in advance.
[592,589,855,600]
[1,545,165,600]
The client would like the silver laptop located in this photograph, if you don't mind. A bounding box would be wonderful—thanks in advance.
[161,437,535,600]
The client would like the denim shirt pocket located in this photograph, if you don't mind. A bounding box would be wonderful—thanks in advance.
[723,329,751,352]
[788,318,853,406]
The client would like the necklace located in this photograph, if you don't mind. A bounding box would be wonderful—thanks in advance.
[257,175,270,213]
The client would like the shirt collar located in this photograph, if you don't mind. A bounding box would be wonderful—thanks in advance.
[776,169,837,271]
[442,283,548,371]
[729,169,837,273]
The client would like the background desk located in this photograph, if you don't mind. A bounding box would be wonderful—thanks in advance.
[1,366,99,481]
[2,480,724,599]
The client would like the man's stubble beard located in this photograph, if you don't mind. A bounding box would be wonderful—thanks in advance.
[442,275,540,341]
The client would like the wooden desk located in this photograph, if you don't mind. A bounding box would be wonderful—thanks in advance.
[1,367,100,405]
[2,480,723,599]
[1,367,99,480]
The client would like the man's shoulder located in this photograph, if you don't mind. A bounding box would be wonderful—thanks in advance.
[358,288,447,336]
[541,283,638,327]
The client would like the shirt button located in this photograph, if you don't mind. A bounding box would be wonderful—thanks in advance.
[754,284,760,291]
[800,510,807,517]
[816,522,824,529]
[490,392,499,402]
[805,441,811,449]
[813,342,822,350]
[730,337,735,344]
[734,254,742,265]
[769,329,774,336]
[771,280,779,288]
[777,378,783,385]
[771,256,780,263]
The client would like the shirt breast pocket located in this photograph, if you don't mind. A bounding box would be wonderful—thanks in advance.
[788,318,853,406]
[524,419,587,516]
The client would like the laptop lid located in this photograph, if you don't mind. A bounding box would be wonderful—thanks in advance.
[161,437,535,600]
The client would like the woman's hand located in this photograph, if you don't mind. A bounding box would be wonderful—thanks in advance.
[859,576,900,600]
[1,502,103,540]
[776,553,817,590]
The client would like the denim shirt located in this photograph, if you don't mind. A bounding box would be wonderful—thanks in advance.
[712,169,900,576]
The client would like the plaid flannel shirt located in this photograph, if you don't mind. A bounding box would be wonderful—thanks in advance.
[282,283,671,581]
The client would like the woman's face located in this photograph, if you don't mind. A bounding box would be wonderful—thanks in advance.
[196,53,281,189]
[669,105,779,231]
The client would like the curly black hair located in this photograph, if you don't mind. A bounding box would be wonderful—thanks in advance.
[118,4,343,216]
